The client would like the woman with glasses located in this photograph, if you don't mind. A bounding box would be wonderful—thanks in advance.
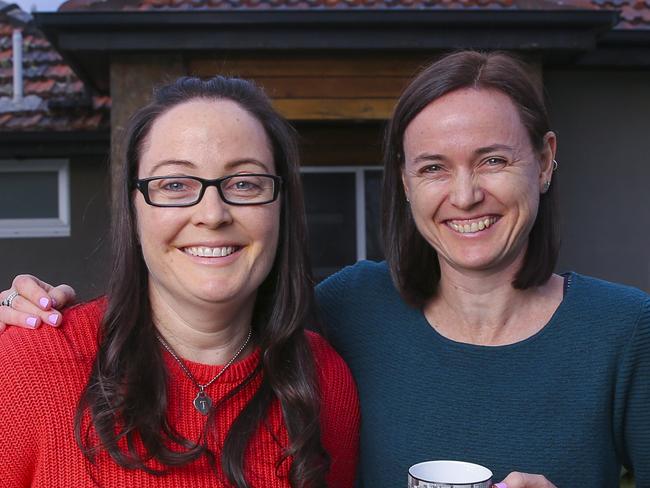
[0,76,359,487]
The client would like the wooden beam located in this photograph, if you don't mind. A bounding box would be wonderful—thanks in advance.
[255,76,409,99]
[272,98,395,121]
[189,55,427,78]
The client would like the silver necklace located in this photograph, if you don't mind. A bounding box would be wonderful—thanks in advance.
[156,328,253,415]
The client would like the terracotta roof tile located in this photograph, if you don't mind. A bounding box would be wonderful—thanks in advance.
[45,64,74,79]
[0,3,109,132]
[57,0,650,29]
[24,79,55,94]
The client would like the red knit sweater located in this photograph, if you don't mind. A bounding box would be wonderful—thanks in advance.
[0,299,359,487]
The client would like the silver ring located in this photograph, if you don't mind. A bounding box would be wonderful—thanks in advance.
[1,290,19,308]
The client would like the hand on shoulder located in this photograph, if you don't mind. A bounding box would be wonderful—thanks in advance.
[0,275,76,332]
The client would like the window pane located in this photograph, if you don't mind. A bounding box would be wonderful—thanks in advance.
[302,172,357,281]
[365,170,384,262]
[0,172,58,219]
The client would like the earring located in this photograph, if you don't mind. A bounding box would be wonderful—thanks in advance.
[542,181,551,193]
[552,159,558,171]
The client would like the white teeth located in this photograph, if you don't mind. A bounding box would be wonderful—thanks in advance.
[448,217,497,234]
[184,246,237,257]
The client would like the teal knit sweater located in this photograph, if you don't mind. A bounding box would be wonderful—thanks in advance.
[316,261,650,488]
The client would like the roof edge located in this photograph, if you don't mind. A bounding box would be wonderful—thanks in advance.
[35,8,644,92]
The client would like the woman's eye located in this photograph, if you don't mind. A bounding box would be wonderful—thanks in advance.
[162,181,188,191]
[422,164,442,173]
[234,181,255,191]
[485,157,507,167]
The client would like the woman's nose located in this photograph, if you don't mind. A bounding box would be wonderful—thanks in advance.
[190,187,233,227]
[448,171,484,210]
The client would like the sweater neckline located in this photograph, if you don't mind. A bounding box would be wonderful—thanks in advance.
[417,272,576,351]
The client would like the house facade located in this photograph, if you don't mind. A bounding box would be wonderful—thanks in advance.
[1,0,649,297]
[0,2,110,298]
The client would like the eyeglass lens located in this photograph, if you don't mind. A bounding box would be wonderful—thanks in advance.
[147,175,276,206]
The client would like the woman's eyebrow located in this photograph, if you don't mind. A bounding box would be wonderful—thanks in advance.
[223,159,272,173]
[148,159,197,174]
[412,153,446,165]
[474,144,513,156]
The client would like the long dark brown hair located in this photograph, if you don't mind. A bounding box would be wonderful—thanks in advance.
[383,50,560,306]
[74,76,329,487]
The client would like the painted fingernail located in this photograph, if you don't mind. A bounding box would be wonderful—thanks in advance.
[26,316,38,328]
[39,297,50,309]
[493,483,508,488]
[48,314,59,326]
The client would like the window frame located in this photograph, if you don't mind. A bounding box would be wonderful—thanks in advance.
[0,159,71,238]
[301,165,382,262]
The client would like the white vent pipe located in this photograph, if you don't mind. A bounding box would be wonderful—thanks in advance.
[13,29,23,103]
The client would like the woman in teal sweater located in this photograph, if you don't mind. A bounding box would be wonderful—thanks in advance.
[2,51,649,488]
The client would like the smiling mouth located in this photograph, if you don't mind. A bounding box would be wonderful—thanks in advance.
[447,216,499,234]
[183,246,240,258]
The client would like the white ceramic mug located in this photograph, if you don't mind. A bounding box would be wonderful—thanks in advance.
[408,460,493,488]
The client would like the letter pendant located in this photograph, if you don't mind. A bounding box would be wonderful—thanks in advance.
[193,390,212,415]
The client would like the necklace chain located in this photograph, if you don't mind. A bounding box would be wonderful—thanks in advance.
[156,328,252,414]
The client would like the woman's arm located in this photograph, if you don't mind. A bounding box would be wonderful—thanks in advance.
[614,298,650,486]
[307,331,360,488]
[0,275,76,331]
[0,331,39,486]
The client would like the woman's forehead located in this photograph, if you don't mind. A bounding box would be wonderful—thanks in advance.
[139,98,275,174]
[404,88,528,153]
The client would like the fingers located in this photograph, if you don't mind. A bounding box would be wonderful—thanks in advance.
[0,275,77,332]
[495,471,557,488]
[11,274,58,310]
[0,294,46,329]
[10,275,76,311]
[47,284,76,309]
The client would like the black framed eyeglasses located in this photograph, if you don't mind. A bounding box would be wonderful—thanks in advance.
[134,174,282,207]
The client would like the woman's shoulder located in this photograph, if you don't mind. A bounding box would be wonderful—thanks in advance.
[563,273,650,338]
[567,272,649,311]
[305,330,351,371]
[316,260,394,302]
[305,331,358,393]
[322,259,391,285]
[61,296,107,329]
[0,297,104,368]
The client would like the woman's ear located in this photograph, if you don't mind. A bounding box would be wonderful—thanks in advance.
[401,168,411,203]
[539,131,557,193]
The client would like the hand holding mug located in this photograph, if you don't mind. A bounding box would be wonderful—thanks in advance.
[494,472,557,488]
[408,461,556,488]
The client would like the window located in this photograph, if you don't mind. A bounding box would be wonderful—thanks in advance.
[0,159,71,238]
[301,166,383,281]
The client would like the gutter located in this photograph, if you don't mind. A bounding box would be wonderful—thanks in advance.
[0,130,110,158]
[33,9,619,92]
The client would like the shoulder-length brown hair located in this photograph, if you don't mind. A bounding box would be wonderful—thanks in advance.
[383,50,560,307]
[75,76,328,487]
